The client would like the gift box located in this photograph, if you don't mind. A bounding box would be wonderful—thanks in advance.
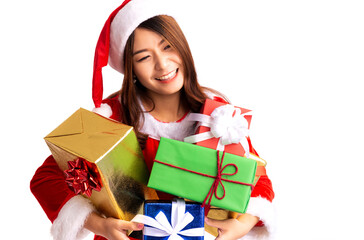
[184,99,252,157]
[148,138,256,213]
[44,108,157,221]
[184,99,267,185]
[132,199,204,240]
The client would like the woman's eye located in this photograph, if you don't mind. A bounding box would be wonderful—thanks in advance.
[137,56,149,62]
[164,45,171,50]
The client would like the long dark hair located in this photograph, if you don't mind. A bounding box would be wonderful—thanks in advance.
[110,15,222,147]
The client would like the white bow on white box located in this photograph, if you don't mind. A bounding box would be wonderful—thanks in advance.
[132,199,204,240]
[184,104,251,158]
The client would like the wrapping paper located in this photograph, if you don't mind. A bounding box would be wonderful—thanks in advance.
[44,108,157,220]
[148,138,256,213]
[185,99,267,185]
[184,99,252,157]
[133,199,204,240]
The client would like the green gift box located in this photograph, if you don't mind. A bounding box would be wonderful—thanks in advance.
[148,138,257,213]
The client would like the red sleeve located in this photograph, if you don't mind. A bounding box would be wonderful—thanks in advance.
[251,175,274,201]
[247,137,275,227]
[30,155,76,222]
[246,127,274,202]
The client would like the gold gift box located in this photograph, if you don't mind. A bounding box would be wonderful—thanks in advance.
[44,108,157,221]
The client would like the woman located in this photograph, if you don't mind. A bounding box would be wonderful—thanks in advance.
[30,1,275,239]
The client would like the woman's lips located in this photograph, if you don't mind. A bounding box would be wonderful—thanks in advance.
[155,69,178,81]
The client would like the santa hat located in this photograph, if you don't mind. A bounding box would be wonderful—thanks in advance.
[92,0,175,112]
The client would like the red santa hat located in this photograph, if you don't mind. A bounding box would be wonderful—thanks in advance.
[92,0,174,114]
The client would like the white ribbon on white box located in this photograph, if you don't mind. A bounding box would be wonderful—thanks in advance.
[184,104,252,158]
[132,199,204,240]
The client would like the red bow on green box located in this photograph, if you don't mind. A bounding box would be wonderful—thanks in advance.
[148,138,257,214]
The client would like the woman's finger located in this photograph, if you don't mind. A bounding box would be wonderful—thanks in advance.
[118,220,144,231]
[204,217,227,230]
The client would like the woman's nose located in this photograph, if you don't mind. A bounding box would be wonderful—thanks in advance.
[155,53,168,70]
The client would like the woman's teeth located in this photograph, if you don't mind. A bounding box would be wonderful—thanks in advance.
[156,69,177,81]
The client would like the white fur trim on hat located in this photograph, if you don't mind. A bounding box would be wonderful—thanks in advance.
[51,195,96,240]
[244,196,276,240]
[93,103,113,118]
[109,0,177,73]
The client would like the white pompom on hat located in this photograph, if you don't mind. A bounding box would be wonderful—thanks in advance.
[92,0,174,110]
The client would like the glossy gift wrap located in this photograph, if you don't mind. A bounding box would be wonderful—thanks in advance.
[44,108,155,220]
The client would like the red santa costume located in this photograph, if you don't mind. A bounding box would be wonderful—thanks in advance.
[30,0,275,239]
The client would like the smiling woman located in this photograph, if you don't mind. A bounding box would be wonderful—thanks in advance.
[132,28,185,112]
[121,14,208,138]
[29,1,275,240]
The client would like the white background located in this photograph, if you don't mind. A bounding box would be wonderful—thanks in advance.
[1,0,363,239]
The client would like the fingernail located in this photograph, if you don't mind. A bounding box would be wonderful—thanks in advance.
[137,223,144,229]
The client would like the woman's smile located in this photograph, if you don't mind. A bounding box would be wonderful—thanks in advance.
[155,68,179,83]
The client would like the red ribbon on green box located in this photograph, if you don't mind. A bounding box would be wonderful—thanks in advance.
[148,138,257,214]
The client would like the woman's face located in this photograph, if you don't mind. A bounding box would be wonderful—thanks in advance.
[132,28,184,98]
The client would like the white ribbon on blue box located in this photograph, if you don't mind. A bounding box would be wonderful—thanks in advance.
[132,199,205,240]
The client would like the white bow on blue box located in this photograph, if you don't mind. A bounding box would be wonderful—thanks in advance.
[132,199,205,240]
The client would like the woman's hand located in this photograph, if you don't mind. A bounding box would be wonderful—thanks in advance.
[205,213,259,240]
[84,212,144,240]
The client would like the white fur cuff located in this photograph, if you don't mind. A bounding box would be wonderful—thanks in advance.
[51,195,96,240]
[244,196,276,240]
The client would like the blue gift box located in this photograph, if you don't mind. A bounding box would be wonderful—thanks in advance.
[142,199,205,240]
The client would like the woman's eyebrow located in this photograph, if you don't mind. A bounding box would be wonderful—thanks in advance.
[133,49,147,56]
[133,39,165,56]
